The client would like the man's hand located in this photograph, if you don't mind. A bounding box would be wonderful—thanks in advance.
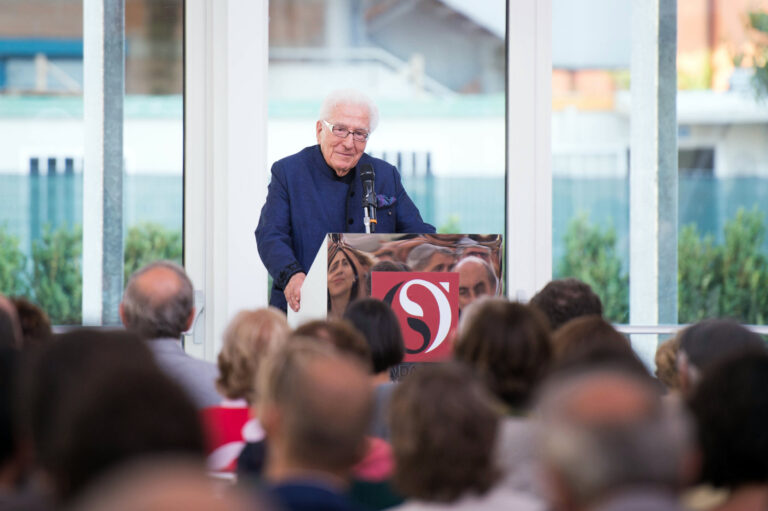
[284,272,306,312]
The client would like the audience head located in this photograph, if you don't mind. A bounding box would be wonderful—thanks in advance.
[74,459,256,511]
[364,260,410,295]
[0,347,21,486]
[654,337,680,391]
[120,261,195,340]
[454,298,551,411]
[0,295,22,349]
[457,240,492,263]
[537,368,694,511]
[0,307,20,350]
[293,319,372,371]
[370,260,410,273]
[530,278,603,331]
[454,256,498,312]
[405,244,454,272]
[217,307,290,405]
[11,297,52,350]
[551,315,648,377]
[688,350,768,490]
[20,329,205,503]
[343,298,404,375]
[389,363,500,503]
[677,318,765,392]
[259,339,373,477]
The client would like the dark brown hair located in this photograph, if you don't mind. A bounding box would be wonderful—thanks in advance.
[343,298,404,374]
[454,299,552,411]
[390,363,500,502]
[11,297,52,349]
[550,315,649,378]
[530,278,603,331]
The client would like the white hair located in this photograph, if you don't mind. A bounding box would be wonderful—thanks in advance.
[318,89,380,132]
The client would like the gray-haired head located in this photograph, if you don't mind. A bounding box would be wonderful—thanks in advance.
[406,244,454,272]
[536,369,693,508]
[120,261,195,341]
[319,89,380,133]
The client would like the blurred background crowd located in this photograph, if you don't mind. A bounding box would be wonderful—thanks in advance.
[0,260,766,511]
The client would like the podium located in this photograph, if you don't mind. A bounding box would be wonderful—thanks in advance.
[288,233,503,362]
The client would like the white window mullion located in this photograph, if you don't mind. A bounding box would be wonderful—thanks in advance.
[506,0,553,302]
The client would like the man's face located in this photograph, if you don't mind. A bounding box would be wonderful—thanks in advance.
[316,103,370,176]
[457,261,493,311]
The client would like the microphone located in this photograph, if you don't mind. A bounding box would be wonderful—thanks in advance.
[360,164,377,234]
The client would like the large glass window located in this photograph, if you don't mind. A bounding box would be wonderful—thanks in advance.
[0,0,183,325]
[552,0,768,327]
[267,0,506,236]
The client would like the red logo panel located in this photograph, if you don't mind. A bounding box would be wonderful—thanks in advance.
[371,272,459,362]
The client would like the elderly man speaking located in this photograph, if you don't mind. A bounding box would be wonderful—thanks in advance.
[256,90,434,312]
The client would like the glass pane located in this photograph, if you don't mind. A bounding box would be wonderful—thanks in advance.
[123,0,184,284]
[552,1,768,326]
[550,0,631,324]
[677,0,768,325]
[0,0,183,325]
[267,0,506,236]
[0,1,84,324]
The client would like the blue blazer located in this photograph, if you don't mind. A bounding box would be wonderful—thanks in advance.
[255,145,435,310]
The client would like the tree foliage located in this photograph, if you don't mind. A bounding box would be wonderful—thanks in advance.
[0,226,28,297]
[744,11,768,98]
[1,222,182,325]
[677,224,720,322]
[719,208,768,323]
[30,225,83,325]
[557,209,768,325]
[556,214,629,323]
[123,222,183,283]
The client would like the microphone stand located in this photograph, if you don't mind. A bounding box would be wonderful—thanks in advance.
[363,201,377,234]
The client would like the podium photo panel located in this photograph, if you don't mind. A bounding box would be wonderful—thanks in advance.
[289,233,503,363]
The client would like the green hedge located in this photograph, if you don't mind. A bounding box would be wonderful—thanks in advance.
[1,211,766,325]
[0,222,182,325]
[556,208,768,324]
[0,226,28,297]
[556,213,629,323]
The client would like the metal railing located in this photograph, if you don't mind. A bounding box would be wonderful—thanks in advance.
[615,324,768,336]
[269,46,457,97]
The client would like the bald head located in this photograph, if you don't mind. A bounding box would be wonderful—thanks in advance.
[120,262,194,340]
[455,256,497,311]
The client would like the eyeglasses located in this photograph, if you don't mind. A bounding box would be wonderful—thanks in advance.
[322,120,370,142]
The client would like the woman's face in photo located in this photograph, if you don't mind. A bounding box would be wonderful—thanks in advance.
[328,252,355,298]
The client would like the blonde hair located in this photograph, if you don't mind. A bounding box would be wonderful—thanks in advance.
[655,337,680,390]
[216,308,290,404]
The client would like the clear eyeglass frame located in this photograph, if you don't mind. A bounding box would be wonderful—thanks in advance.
[322,120,370,142]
